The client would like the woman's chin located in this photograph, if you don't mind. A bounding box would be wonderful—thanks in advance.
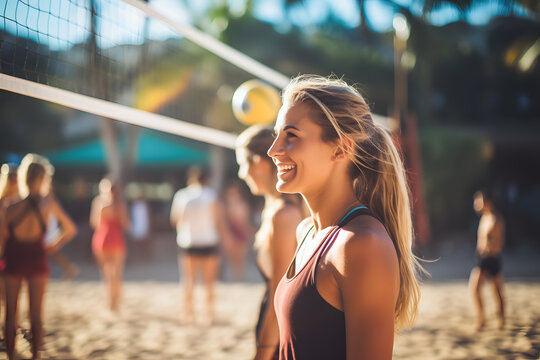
[276,180,296,194]
[248,185,262,196]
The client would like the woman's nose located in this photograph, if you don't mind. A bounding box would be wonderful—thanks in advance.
[267,135,282,159]
[237,166,247,180]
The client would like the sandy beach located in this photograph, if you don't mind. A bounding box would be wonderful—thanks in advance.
[1,235,539,359]
[2,280,539,360]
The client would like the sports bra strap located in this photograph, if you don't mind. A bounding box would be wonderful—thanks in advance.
[28,197,48,234]
[318,207,380,260]
[9,197,47,235]
[338,206,379,227]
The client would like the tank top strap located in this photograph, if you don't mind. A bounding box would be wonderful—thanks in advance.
[337,206,377,227]
[27,196,47,234]
[309,226,341,281]
[9,197,47,236]
[311,206,380,278]
[8,201,33,232]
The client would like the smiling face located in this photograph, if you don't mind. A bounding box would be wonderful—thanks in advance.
[236,148,275,196]
[267,102,338,196]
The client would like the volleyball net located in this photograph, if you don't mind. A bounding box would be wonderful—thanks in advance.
[0,0,291,149]
[0,0,394,150]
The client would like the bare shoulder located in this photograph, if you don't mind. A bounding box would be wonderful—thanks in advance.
[333,215,398,272]
[91,195,103,208]
[268,202,303,248]
[271,201,303,228]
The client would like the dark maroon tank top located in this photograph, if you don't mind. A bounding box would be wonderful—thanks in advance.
[274,207,378,360]
[4,197,50,277]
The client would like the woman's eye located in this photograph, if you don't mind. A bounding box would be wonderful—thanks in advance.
[286,132,297,139]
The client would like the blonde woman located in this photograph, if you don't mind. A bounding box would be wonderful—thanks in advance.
[236,126,303,360]
[269,75,423,359]
[0,164,20,343]
[0,154,77,360]
[0,164,19,210]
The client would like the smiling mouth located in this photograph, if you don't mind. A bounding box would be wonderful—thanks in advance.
[277,164,296,175]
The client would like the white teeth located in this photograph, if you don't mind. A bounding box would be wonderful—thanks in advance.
[278,164,295,171]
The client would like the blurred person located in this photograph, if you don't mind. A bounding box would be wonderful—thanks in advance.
[90,176,130,312]
[44,184,79,280]
[236,125,303,360]
[0,164,20,209]
[130,192,151,262]
[0,154,77,360]
[45,214,79,280]
[221,180,253,281]
[469,189,505,330]
[0,164,20,345]
[170,167,228,325]
[268,75,423,359]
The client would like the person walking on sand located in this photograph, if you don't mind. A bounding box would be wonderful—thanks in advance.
[0,154,77,360]
[268,75,423,359]
[469,189,506,330]
[236,125,303,360]
[90,176,130,313]
[170,167,228,325]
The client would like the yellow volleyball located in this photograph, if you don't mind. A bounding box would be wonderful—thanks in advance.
[232,80,282,125]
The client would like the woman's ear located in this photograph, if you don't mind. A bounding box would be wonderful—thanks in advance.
[251,154,262,163]
[333,137,354,160]
[332,146,345,160]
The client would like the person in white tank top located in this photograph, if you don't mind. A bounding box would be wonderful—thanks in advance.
[173,185,219,249]
[170,166,228,325]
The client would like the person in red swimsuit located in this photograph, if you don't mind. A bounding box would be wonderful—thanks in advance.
[90,176,130,312]
[0,154,77,360]
[268,75,424,359]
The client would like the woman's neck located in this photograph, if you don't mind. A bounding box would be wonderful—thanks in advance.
[303,176,360,232]
[27,190,42,199]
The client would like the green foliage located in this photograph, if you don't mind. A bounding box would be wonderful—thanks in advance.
[420,127,491,232]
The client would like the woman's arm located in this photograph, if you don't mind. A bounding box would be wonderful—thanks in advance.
[336,227,399,360]
[118,201,131,231]
[89,196,101,230]
[213,200,233,247]
[46,198,78,254]
[254,204,301,360]
[170,193,183,229]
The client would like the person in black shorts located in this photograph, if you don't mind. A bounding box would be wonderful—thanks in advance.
[469,190,505,330]
[170,167,228,325]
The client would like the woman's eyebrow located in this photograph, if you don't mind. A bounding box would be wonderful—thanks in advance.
[283,125,299,131]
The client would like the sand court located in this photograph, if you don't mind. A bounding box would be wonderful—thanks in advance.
[1,279,539,359]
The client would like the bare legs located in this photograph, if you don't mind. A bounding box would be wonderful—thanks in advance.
[179,254,220,325]
[180,254,195,323]
[95,251,126,312]
[491,274,505,329]
[224,242,248,281]
[50,252,79,280]
[469,267,505,330]
[4,275,48,360]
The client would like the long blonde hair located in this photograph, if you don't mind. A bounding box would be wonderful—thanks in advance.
[17,153,54,199]
[0,164,18,201]
[282,74,423,329]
